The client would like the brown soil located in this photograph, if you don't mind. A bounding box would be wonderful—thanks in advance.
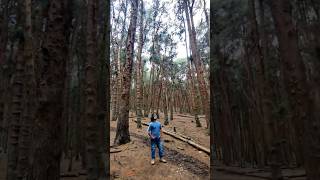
[110,112,210,180]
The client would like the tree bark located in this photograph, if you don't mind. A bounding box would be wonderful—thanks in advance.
[270,0,320,179]
[112,0,129,122]
[16,0,36,178]
[0,0,9,65]
[114,0,138,145]
[7,1,25,179]
[136,0,145,128]
[249,0,281,177]
[183,0,210,129]
[30,0,68,179]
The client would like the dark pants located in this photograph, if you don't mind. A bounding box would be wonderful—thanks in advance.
[151,137,164,159]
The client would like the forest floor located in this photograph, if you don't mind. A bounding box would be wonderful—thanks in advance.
[110,112,210,180]
[109,112,307,180]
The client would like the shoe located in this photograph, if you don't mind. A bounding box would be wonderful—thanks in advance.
[151,159,155,165]
[160,158,167,163]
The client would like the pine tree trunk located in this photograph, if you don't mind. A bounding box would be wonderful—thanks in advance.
[16,0,35,178]
[168,84,174,121]
[114,0,138,145]
[156,65,163,116]
[113,0,128,122]
[7,2,25,179]
[136,0,145,128]
[111,49,118,121]
[96,0,110,177]
[163,81,169,125]
[189,62,201,127]
[202,0,209,44]
[30,0,67,178]
[85,0,108,178]
[183,0,210,129]
[148,63,155,115]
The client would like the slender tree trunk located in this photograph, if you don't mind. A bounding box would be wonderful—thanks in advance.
[156,62,164,116]
[7,2,25,179]
[16,0,36,178]
[190,63,201,127]
[114,0,138,145]
[183,0,210,129]
[163,80,169,125]
[202,0,209,43]
[136,0,145,128]
[148,63,155,115]
[113,0,128,122]
[169,84,174,121]
[111,49,118,121]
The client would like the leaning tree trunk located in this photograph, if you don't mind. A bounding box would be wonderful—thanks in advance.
[183,14,200,126]
[183,0,210,129]
[270,0,320,179]
[114,0,138,145]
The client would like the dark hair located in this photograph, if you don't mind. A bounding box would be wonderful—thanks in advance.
[150,114,156,121]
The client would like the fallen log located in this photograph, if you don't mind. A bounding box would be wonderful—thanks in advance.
[176,114,205,118]
[132,119,210,155]
[110,149,122,153]
[173,131,192,140]
[176,114,195,118]
[163,129,210,155]
[134,119,193,140]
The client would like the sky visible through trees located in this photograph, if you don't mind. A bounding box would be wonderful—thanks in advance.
[112,0,209,68]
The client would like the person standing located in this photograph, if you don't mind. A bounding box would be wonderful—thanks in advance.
[147,114,167,165]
